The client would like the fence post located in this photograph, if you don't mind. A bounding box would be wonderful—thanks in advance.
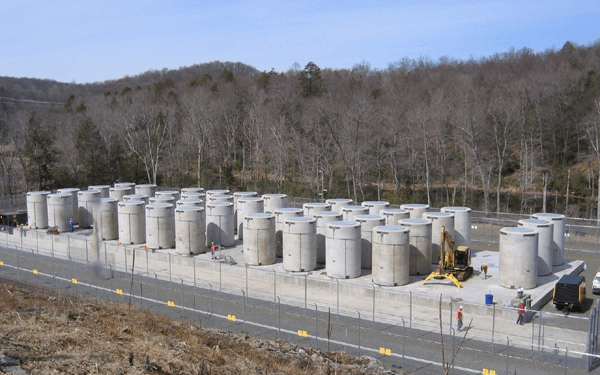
[273,269,276,303]
[304,273,308,316]
[277,296,281,338]
[154,273,158,303]
[492,303,496,354]
[336,279,340,322]
[242,290,246,333]
[245,264,248,297]
[314,303,318,349]
[372,284,375,329]
[357,310,361,357]
[14,245,19,280]
[180,278,184,312]
[506,338,510,375]
[409,291,413,329]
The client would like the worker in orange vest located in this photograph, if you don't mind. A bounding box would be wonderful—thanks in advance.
[456,306,464,331]
[516,300,525,325]
[480,263,488,279]
[211,242,216,259]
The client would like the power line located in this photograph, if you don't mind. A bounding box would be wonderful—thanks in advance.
[0,96,65,105]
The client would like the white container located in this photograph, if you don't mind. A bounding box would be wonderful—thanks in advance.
[206,202,235,247]
[283,217,317,272]
[149,196,176,206]
[181,187,205,195]
[326,198,353,214]
[135,184,157,198]
[57,188,80,224]
[206,189,231,198]
[26,191,50,229]
[372,225,410,286]
[423,212,455,264]
[78,190,101,229]
[326,221,362,279]
[519,219,554,276]
[361,201,390,215]
[399,218,432,275]
[110,186,133,201]
[96,197,119,240]
[380,208,410,226]
[303,202,331,218]
[531,213,565,266]
[342,205,369,221]
[237,197,264,240]
[123,194,149,205]
[262,194,288,213]
[441,206,472,248]
[243,213,276,266]
[400,203,430,219]
[234,192,259,228]
[274,208,304,257]
[88,185,110,198]
[118,201,146,245]
[208,194,234,204]
[314,211,343,263]
[499,227,538,289]
[175,206,206,255]
[145,203,175,250]
[176,199,203,208]
[114,182,135,189]
[181,192,205,202]
[356,215,386,269]
[47,193,72,232]
[156,190,181,201]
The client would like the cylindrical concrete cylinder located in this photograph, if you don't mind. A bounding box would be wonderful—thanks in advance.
[78,190,101,229]
[149,196,176,206]
[400,203,430,219]
[303,202,331,218]
[326,221,362,279]
[110,187,133,202]
[156,190,181,201]
[57,188,80,224]
[181,192,205,202]
[234,192,259,229]
[356,215,386,269]
[423,212,455,264]
[118,201,146,245]
[243,213,276,266]
[145,203,175,250]
[531,213,565,266]
[47,193,72,232]
[499,227,538,289]
[88,185,110,198]
[114,182,135,189]
[372,225,410,286]
[262,194,288,213]
[175,206,206,255]
[208,194,234,204]
[135,184,157,198]
[96,197,119,240]
[381,208,410,226]
[283,217,317,272]
[361,201,390,215]
[326,198,353,214]
[26,191,50,229]
[176,199,203,208]
[441,206,472,248]
[399,218,433,275]
[237,197,264,240]
[519,219,554,275]
[181,187,205,195]
[206,189,231,199]
[342,205,369,221]
[123,194,149,205]
[314,211,343,264]
[206,202,235,247]
[274,208,304,257]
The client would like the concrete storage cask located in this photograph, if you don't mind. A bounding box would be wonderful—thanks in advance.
[110,187,133,202]
[314,211,343,263]
[96,197,119,240]
[145,203,175,250]
[399,218,432,275]
[274,208,303,257]
[233,192,259,231]
[326,198,353,214]
[341,205,369,221]
[149,196,176,206]
[518,219,554,276]
[155,190,181,201]
[441,206,472,248]
[206,202,234,247]
[326,221,362,279]
[531,213,565,266]
[135,184,157,198]
[237,197,264,240]
[262,194,288,213]
[400,203,430,219]
[57,188,80,224]
[372,225,410,286]
[78,190,101,229]
[118,201,146,244]
[283,217,317,272]
[208,194,234,204]
[361,201,390,215]
[303,202,331,218]
[181,192,205,202]
[47,193,72,232]
[175,206,206,255]
[423,212,455,264]
[123,194,149,205]
[206,189,230,198]
[114,182,135,189]
[243,213,276,266]
[499,227,538,289]
[176,199,203,208]
[356,215,385,269]
[380,208,410,226]
[181,187,205,195]
[88,185,110,198]
[26,191,50,229]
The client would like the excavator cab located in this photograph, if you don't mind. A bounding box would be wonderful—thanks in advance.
[454,246,470,269]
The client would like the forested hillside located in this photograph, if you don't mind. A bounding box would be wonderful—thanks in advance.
[1,42,600,217]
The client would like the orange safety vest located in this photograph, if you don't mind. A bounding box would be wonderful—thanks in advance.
[211,244,216,252]
[518,303,525,315]
[456,310,463,321]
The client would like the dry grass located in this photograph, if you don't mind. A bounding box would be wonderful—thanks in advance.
[0,281,397,374]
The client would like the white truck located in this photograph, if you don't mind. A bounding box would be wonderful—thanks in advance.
[593,271,600,294]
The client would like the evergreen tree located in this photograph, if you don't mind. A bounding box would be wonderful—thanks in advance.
[24,112,57,190]
[299,62,323,97]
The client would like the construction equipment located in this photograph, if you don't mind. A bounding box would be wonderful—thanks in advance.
[423,226,473,288]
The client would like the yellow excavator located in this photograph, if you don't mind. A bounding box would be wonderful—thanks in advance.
[423,226,473,288]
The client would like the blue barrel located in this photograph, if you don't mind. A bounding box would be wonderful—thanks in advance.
[485,294,494,305]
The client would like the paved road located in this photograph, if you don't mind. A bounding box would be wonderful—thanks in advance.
[0,245,594,375]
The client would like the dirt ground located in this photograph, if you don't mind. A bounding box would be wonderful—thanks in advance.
[0,280,398,375]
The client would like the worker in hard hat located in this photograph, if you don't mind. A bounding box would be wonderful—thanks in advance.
[211,242,216,259]
[456,306,464,331]
[516,300,525,325]
[68,218,74,232]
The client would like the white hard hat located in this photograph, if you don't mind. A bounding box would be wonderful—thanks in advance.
[459,306,463,309]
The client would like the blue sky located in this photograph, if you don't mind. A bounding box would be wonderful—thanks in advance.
[2,0,599,83]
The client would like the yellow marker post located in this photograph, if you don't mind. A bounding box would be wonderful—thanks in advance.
[116,289,123,295]
[385,348,391,356]
[71,278,78,284]
[33,269,38,275]
[379,347,385,354]
[482,370,496,375]
[298,330,307,337]
[168,301,175,307]
[0,261,5,266]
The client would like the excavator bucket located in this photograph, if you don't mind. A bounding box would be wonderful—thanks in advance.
[422,272,462,288]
